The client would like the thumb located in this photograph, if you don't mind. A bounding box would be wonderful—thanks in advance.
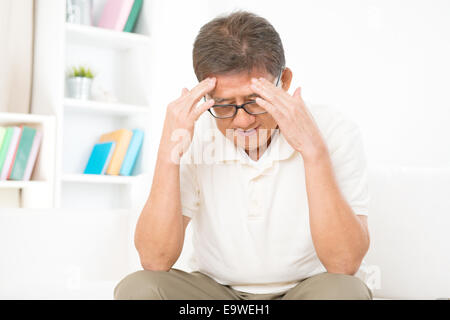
[293,87,302,99]
[181,87,189,97]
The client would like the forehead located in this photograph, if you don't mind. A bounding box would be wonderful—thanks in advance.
[209,69,274,99]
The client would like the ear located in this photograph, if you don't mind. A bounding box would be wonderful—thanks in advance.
[280,67,293,92]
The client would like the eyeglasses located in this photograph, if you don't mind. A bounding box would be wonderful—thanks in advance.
[205,69,284,119]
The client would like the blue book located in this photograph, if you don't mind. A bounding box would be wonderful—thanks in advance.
[120,129,144,176]
[84,142,116,175]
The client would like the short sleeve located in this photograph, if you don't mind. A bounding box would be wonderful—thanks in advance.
[179,150,201,219]
[328,122,370,216]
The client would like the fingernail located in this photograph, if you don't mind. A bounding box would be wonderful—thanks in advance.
[251,78,257,82]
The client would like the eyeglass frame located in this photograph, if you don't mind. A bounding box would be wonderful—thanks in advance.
[203,69,284,119]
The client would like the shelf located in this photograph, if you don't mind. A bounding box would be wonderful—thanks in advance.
[65,23,151,50]
[0,112,55,124]
[64,98,151,117]
[0,180,48,189]
[61,173,144,185]
[25,2,153,210]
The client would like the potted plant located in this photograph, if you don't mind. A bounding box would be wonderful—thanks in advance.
[66,66,95,100]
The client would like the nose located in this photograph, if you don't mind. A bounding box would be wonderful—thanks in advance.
[233,107,256,129]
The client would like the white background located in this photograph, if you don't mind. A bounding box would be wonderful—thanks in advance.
[150,0,450,170]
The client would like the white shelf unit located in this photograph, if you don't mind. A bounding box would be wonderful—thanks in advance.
[65,22,152,50]
[61,173,145,185]
[64,98,151,117]
[31,0,156,211]
[0,112,56,208]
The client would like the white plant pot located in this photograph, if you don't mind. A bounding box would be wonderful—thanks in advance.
[66,77,93,100]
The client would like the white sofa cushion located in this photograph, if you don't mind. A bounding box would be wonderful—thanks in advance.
[364,166,450,299]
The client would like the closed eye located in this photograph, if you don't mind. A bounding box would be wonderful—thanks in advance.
[214,99,258,105]
[212,104,236,107]
[213,94,261,104]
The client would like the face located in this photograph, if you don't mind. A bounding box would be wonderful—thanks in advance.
[207,69,291,153]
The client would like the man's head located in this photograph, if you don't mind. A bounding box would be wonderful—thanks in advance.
[193,11,293,155]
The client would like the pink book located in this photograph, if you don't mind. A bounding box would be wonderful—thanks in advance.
[0,126,22,180]
[23,131,42,181]
[97,0,135,31]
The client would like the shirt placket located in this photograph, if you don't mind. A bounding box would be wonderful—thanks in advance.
[245,161,274,219]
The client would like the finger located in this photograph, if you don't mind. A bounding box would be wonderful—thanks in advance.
[251,82,291,115]
[254,97,278,118]
[172,87,190,105]
[181,87,189,97]
[186,77,216,108]
[256,79,305,118]
[292,86,309,111]
[256,77,293,105]
[253,82,291,120]
[250,78,289,107]
[293,87,301,99]
[191,98,215,121]
[290,87,314,121]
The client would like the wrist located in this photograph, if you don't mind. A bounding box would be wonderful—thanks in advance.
[301,144,330,167]
[158,129,192,163]
[157,139,183,165]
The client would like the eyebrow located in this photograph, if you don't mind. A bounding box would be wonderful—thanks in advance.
[212,93,261,103]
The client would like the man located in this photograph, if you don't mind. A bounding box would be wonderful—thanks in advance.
[114,11,372,300]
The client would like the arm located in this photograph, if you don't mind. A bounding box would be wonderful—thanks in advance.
[304,153,370,275]
[134,78,216,271]
[134,151,188,271]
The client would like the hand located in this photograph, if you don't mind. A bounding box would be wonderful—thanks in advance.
[250,77,328,164]
[159,78,216,162]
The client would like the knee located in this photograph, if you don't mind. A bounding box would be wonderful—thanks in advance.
[286,272,373,300]
[307,273,373,300]
[114,270,172,300]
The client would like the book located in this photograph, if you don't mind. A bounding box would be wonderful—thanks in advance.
[97,0,135,31]
[0,126,9,172]
[22,130,42,181]
[120,128,144,176]
[99,129,133,175]
[0,126,22,180]
[10,126,37,181]
[0,127,6,150]
[84,141,116,175]
[123,0,143,33]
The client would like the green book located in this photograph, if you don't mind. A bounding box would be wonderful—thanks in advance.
[0,127,14,173]
[10,126,36,181]
[0,127,6,151]
[123,0,143,33]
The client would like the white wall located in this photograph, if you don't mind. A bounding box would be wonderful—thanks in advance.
[202,0,450,169]
[147,0,450,168]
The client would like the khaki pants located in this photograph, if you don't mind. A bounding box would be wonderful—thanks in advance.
[114,269,373,300]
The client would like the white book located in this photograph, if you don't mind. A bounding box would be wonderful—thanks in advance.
[0,126,22,181]
[23,131,42,181]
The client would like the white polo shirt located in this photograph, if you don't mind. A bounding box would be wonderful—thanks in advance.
[179,103,369,294]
